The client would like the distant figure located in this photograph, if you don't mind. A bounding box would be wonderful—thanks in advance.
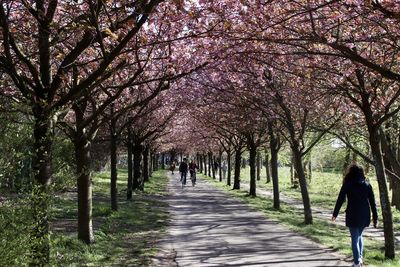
[214,160,219,171]
[179,158,189,187]
[189,160,198,186]
[170,161,176,175]
[332,164,378,267]
[221,161,228,180]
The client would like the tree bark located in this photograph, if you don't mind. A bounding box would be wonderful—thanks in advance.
[110,123,118,211]
[292,145,313,225]
[133,143,143,190]
[143,146,149,182]
[212,155,216,179]
[269,124,280,210]
[219,150,223,182]
[149,151,153,177]
[199,154,203,173]
[208,152,212,177]
[161,153,165,169]
[30,112,53,265]
[256,151,261,181]
[127,135,133,200]
[75,135,95,244]
[265,149,271,183]
[227,150,232,186]
[369,130,395,258]
[203,154,207,176]
[270,141,280,210]
[249,144,257,197]
[233,149,241,190]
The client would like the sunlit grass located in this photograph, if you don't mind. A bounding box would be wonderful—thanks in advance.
[240,166,400,232]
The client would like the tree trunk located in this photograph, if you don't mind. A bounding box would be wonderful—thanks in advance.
[227,150,232,186]
[233,149,241,190]
[133,143,143,190]
[380,131,400,210]
[199,154,203,173]
[270,141,280,210]
[219,150,223,182]
[143,146,149,182]
[149,151,153,177]
[127,136,133,200]
[161,153,165,169]
[110,124,118,211]
[208,152,212,177]
[256,151,261,181]
[249,145,257,197]
[369,130,395,258]
[292,145,313,225]
[75,135,94,244]
[265,149,271,183]
[30,113,53,265]
[203,154,207,176]
[290,156,294,185]
[212,155,217,179]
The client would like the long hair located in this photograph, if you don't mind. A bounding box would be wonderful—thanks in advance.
[343,164,365,183]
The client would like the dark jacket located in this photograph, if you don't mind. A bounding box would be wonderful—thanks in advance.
[333,176,378,227]
[179,162,188,173]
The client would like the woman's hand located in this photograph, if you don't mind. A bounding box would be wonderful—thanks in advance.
[331,216,336,222]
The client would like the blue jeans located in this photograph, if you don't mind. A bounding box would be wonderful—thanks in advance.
[349,226,364,264]
[180,172,187,185]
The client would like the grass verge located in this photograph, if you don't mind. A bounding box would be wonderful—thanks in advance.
[0,169,169,266]
[202,173,400,267]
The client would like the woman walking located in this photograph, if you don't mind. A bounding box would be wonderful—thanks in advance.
[332,164,378,267]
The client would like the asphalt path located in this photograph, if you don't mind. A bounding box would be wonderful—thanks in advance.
[152,173,350,267]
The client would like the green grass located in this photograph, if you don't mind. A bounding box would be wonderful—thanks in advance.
[0,169,169,266]
[203,172,400,267]
[240,166,400,232]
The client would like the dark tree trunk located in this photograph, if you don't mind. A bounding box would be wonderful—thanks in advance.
[212,155,216,179]
[75,135,95,244]
[208,152,212,177]
[233,149,241,190]
[30,112,53,265]
[149,152,153,177]
[127,137,133,200]
[110,122,118,211]
[380,131,400,210]
[270,142,280,210]
[290,155,294,185]
[219,150,223,182]
[249,144,257,197]
[143,146,149,182]
[369,130,395,258]
[203,154,207,176]
[256,151,261,181]
[153,153,159,171]
[265,149,271,183]
[292,145,312,225]
[133,143,144,190]
[199,154,203,173]
[161,153,165,169]
[227,150,232,186]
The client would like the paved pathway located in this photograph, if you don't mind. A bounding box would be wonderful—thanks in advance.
[152,173,349,267]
